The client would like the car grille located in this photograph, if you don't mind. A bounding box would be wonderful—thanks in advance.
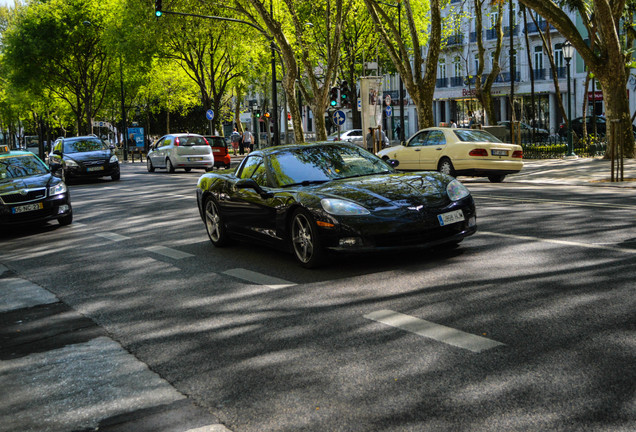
[83,160,106,167]
[370,223,465,248]
[0,188,47,205]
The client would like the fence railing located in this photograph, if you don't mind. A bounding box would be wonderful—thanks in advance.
[519,134,608,159]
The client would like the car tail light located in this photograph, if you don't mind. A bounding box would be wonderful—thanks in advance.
[512,150,523,158]
[204,138,209,146]
[469,148,488,157]
[174,137,180,146]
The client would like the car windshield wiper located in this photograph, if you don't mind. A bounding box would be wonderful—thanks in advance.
[282,179,331,187]
[337,171,390,180]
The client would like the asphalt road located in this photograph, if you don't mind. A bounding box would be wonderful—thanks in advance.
[1,162,635,432]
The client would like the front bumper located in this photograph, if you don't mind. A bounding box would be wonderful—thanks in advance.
[0,193,72,226]
[67,162,119,178]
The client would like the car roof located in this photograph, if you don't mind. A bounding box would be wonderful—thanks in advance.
[248,142,359,156]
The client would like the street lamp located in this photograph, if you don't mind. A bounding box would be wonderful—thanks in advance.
[562,40,576,157]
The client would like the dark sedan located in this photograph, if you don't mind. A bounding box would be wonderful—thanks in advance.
[196,143,477,267]
[0,145,72,226]
[48,135,120,181]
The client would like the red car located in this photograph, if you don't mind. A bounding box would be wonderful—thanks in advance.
[204,136,231,169]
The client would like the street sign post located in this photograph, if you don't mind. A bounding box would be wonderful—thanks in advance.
[206,109,214,134]
[386,106,392,117]
[333,110,346,141]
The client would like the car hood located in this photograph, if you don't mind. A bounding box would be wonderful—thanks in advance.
[309,172,450,210]
[65,150,112,162]
[0,174,52,193]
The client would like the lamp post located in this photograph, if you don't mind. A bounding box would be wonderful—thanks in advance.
[562,40,575,157]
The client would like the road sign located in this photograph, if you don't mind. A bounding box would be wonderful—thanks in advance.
[333,110,346,126]
[206,109,214,120]
[385,106,393,117]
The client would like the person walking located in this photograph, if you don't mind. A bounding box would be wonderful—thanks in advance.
[365,127,375,153]
[230,128,241,155]
[241,128,254,154]
[450,119,458,128]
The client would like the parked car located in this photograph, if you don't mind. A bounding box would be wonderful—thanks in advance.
[203,135,231,169]
[196,142,476,268]
[147,133,214,173]
[0,144,72,226]
[377,127,523,183]
[558,116,607,138]
[326,129,364,146]
[497,121,550,140]
[48,135,120,182]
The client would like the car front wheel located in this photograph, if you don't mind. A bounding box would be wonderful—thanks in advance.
[488,174,506,183]
[167,158,175,173]
[204,197,229,246]
[438,158,455,177]
[147,158,155,172]
[290,209,325,268]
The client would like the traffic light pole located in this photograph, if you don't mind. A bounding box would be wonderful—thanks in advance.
[270,0,280,147]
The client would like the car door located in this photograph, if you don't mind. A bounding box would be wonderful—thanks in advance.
[398,131,429,170]
[148,137,165,167]
[417,130,447,170]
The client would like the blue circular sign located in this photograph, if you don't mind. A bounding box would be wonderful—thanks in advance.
[333,110,346,126]
[206,109,214,120]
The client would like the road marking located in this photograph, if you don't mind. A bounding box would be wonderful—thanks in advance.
[477,195,636,210]
[0,277,59,313]
[144,245,194,260]
[481,231,636,254]
[95,232,131,242]
[364,310,504,353]
[223,268,296,289]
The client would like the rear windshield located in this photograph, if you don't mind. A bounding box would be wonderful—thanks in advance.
[207,137,227,148]
[0,154,49,180]
[64,139,108,153]
[179,136,208,146]
[453,130,501,143]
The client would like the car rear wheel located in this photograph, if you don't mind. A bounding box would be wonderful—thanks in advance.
[58,212,73,226]
[488,174,506,183]
[147,158,155,172]
[184,168,191,172]
[111,171,120,181]
[166,158,175,173]
[290,209,325,268]
[204,197,229,246]
[438,158,455,177]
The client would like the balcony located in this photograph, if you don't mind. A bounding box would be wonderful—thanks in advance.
[469,31,480,43]
[495,71,521,82]
[551,66,567,79]
[532,68,546,80]
[444,34,464,46]
[504,25,519,36]
[525,21,548,34]
[485,28,499,40]
[450,76,464,87]
[436,77,449,88]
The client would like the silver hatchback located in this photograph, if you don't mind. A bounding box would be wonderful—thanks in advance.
[147,133,214,173]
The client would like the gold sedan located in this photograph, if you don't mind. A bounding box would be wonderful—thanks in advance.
[376,127,523,183]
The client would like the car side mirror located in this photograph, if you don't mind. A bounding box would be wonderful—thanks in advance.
[400,141,406,146]
[236,178,273,198]
[386,159,400,168]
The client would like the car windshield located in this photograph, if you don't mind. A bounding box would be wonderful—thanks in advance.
[270,145,393,187]
[64,139,108,153]
[0,154,49,180]
[453,129,501,143]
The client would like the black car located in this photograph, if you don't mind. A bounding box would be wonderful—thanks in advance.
[196,142,477,267]
[558,116,607,138]
[48,135,120,181]
[0,145,72,226]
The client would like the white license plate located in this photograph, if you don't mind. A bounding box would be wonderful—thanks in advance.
[87,166,104,172]
[491,149,508,156]
[437,210,464,226]
[189,157,204,161]
[12,202,43,214]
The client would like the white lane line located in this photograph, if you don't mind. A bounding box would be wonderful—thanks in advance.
[95,232,131,242]
[476,195,636,210]
[481,231,636,254]
[364,310,505,353]
[223,268,296,289]
[144,245,194,260]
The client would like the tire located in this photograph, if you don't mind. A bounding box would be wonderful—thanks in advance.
[57,211,73,226]
[488,174,506,183]
[290,209,325,268]
[147,158,155,172]
[167,158,175,173]
[184,168,191,172]
[438,158,455,177]
[204,196,229,246]
[111,171,120,181]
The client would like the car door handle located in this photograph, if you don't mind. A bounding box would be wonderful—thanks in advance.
[414,149,421,152]
[435,147,443,150]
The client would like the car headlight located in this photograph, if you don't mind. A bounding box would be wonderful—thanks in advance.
[321,198,370,216]
[65,159,79,167]
[446,179,470,201]
[49,182,67,196]
[110,155,119,163]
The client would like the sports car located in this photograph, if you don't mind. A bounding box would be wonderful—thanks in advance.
[377,127,523,183]
[196,143,477,268]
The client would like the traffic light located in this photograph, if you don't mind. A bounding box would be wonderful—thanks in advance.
[254,110,261,118]
[287,112,291,121]
[340,81,349,107]
[154,0,162,17]
[264,111,271,119]
[330,87,339,107]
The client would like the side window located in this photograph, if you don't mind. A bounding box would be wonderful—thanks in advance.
[426,131,446,146]
[252,163,269,187]
[162,137,173,148]
[238,155,263,179]
[409,131,429,147]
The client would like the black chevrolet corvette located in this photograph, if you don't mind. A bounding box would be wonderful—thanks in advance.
[196,143,477,267]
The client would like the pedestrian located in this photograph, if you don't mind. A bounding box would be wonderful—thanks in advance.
[468,112,475,128]
[365,127,375,153]
[230,128,240,155]
[242,128,254,154]
[450,119,457,128]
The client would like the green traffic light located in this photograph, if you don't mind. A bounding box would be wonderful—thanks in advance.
[330,100,337,107]
[155,11,162,17]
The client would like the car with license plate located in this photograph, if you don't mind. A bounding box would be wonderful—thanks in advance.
[196,142,476,268]
[377,127,523,183]
[147,133,214,173]
[48,135,120,182]
[203,135,231,169]
[0,145,72,226]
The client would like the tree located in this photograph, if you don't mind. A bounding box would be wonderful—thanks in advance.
[518,0,635,157]
[363,0,442,129]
